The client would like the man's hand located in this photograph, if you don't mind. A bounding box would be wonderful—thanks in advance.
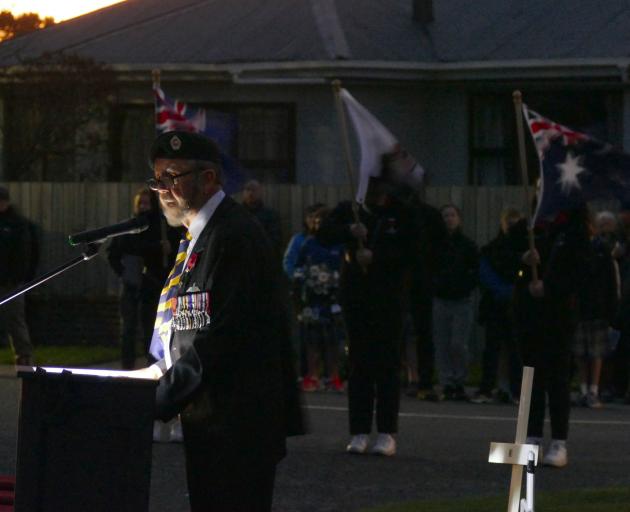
[528,280,544,298]
[355,247,373,268]
[522,248,540,267]
[350,223,368,241]
[127,365,163,380]
[612,241,625,260]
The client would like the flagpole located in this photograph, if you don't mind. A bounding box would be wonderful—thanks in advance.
[513,90,539,282]
[152,68,161,90]
[332,79,369,273]
[151,68,170,268]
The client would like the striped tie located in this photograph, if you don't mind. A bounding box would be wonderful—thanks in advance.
[149,231,192,361]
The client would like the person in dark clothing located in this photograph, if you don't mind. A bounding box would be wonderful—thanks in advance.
[572,212,619,408]
[431,204,479,401]
[407,199,448,398]
[242,179,283,253]
[609,209,630,403]
[513,206,591,468]
[472,207,523,404]
[318,177,420,457]
[133,131,303,512]
[107,188,181,369]
[0,185,35,365]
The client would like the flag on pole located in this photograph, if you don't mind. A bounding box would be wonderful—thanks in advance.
[524,105,630,223]
[339,88,424,204]
[153,85,245,194]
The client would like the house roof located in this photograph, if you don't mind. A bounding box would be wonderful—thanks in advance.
[0,0,628,71]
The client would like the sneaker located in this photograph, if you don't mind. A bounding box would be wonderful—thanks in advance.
[471,391,493,404]
[153,421,171,443]
[543,439,567,468]
[405,382,419,397]
[443,385,455,400]
[495,389,515,404]
[346,434,369,454]
[301,375,319,392]
[422,388,444,401]
[169,419,184,442]
[327,375,345,393]
[371,433,396,456]
[586,392,603,409]
[452,385,469,401]
[575,392,588,407]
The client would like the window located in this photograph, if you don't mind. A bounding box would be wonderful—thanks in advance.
[110,103,295,184]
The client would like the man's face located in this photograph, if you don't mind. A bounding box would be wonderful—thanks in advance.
[442,207,461,232]
[242,182,262,207]
[0,199,8,213]
[153,158,203,227]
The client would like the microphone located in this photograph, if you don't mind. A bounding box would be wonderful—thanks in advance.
[68,215,150,246]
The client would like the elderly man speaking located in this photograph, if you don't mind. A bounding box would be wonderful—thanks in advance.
[136,130,303,512]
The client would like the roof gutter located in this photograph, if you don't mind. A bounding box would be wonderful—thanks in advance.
[108,58,630,84]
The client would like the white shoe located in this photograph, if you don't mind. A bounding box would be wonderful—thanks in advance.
[346,434,369,454]
[543,439,567,468]
[371,433,396,456]
[169,418,183,443]
[153,421,171,443]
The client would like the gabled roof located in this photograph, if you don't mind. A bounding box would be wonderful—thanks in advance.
[0,0,628,68]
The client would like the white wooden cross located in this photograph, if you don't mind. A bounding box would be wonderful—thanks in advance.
[488,366,539,512]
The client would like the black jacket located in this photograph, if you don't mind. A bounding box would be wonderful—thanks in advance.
[318,199,419,309]
[577,237,618,323]
[511,217,590,337]
[433,229,479,300]
[154,196,303,465]
[107,211,181,288]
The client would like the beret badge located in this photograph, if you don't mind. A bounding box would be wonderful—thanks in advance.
[170,135,182,151]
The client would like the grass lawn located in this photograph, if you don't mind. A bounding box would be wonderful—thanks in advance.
[0,345,119,367]
[360,488,630,512]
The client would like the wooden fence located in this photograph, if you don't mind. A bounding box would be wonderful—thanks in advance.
[3,183,549,297]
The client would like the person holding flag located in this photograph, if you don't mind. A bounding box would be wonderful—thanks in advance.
[508,102,630,467]
[320,85,432,456]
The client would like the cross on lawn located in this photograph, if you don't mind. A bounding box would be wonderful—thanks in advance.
[488,366,539,512]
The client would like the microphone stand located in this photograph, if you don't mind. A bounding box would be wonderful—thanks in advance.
[0,243,102,307]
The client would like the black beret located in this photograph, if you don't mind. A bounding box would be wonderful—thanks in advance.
[150,131,221,164]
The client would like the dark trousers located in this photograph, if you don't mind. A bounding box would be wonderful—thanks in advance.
[344,304,404,435]
[479,306,522,397]
[0,288,33,360]
[184,441,277,512]
[120,281,160,369]
[410,294,434,390]
[348,364,400,433]
[521,330,572,440]
[612,330,630,397]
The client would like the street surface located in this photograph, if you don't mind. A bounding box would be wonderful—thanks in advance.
[1,372,628,511]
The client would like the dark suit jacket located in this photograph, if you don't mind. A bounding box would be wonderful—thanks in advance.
[154,195,303,467]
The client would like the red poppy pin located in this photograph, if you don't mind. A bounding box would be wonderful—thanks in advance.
[185,252,199,273]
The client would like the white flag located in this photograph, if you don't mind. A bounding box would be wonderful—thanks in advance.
[339,88,424,203]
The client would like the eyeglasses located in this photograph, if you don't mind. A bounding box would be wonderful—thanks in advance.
[146,168,197,191]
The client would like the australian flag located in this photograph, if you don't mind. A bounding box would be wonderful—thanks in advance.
[524,105,630,224]
[154,85,245,194]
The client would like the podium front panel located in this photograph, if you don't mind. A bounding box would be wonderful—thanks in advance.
[15,369,157,512]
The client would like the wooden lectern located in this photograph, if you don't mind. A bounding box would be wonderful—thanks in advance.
[14,367,157,512]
